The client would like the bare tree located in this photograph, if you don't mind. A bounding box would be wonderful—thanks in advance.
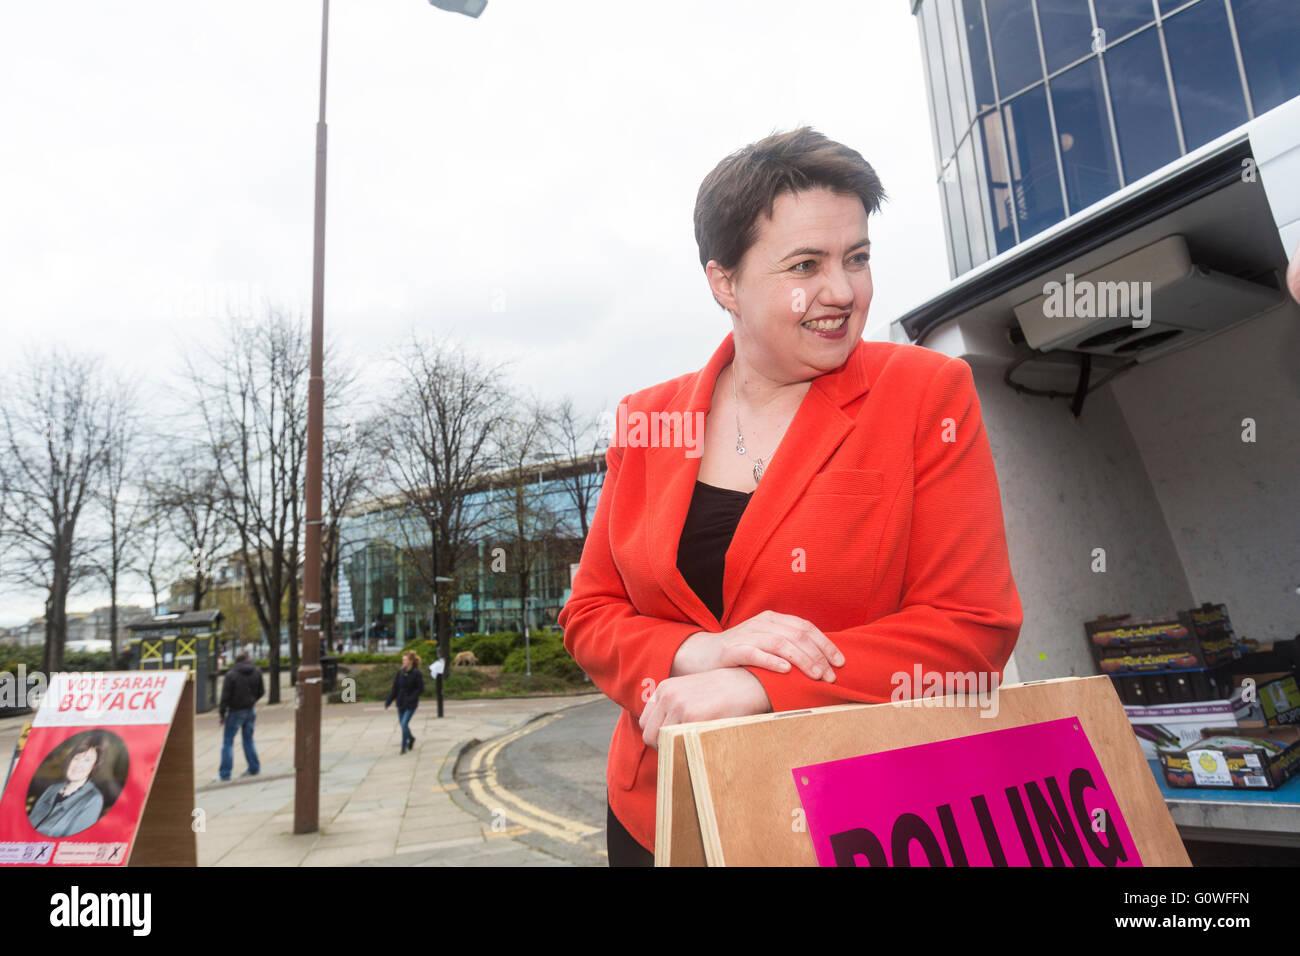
[134,504,175,615]
[188,312,309,705]
[488,393,569,664]
[321,408,373,653]
[0,348,113,673]
[143,445,232,613]
[91,382,147,662]
[548,397,608,539]
[375,334,509,667]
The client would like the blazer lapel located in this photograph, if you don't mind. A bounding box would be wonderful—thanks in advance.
[644,331,874,629]
[723,338,873,624]
[644,333,737,629]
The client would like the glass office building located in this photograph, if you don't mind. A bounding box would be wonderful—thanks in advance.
[915,0,1300,276]
[335,456,602,644]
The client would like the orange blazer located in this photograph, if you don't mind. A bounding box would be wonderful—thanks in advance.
[558,331,1023,855]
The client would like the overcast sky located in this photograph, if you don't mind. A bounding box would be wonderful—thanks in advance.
[0,0,949,627]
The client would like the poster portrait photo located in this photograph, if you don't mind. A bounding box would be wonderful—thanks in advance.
[24,729,128,838]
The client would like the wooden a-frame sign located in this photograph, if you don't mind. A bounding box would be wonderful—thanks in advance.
[0,670,196,866]
[130,673,197,866]
[655,675,1189,866]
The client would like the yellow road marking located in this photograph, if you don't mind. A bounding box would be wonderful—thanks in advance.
[463,714,600,844]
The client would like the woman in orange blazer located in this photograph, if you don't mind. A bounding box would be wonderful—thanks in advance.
[558,127,1023,866]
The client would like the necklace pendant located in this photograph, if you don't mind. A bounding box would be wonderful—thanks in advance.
[753,458,765,483]
[736,435,746,455]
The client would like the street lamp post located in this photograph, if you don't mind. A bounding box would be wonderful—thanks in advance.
[432,574,453,715]
[294,0,487,836]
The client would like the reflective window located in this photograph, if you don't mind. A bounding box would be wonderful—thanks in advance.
[978,111,1018,253]
[1051,58,1120,212]
[1003,84,1066,239]
[923,0,956,161]
[1093,0,1156,42]
[986,0,1042,96]
[958,135,990,264]
[1038,0,1096,73]
[940,0,972,139]
[943,172,972,275]
[1164,0,1248,149]
[962,0,996,110]
[1104,28,1181,181]
[1233,0,1300,114]
[937,181,958,277]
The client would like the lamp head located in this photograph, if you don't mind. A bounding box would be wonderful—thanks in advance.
[429,0,486,16]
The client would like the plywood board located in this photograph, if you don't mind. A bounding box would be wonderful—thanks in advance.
[130,676,196,866]
[658,676,1189,866]
[654,726,705,866]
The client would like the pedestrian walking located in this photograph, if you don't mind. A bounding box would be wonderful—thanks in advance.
[385,651,424,754]
[218,650,264,781]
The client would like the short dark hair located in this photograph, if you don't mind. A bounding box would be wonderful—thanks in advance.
[235,651,250,662]
[66,731,109,776]
[693,126,886,308]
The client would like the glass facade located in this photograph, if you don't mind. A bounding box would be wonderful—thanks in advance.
[915,0,1300,276]
[335,461,600,646]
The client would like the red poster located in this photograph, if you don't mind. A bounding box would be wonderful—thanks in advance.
[0,671,186,866]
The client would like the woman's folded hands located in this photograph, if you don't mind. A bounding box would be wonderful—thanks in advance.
[638,610,846,748]
[670,610,843,681]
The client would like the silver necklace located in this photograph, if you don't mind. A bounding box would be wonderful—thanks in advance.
[732,363,787,484]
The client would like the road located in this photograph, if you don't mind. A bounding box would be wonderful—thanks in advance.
[453,695,619,867]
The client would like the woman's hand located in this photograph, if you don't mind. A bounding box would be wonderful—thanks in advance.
[638,668,773,749]
[670,610,844,682]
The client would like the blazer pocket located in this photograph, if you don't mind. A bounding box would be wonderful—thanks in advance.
[805,468,884,497]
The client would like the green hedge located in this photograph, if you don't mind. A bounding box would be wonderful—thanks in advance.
[0,646,122,674]
[396,629,567,668]
[501,635,584,682]
[339,663,488,702]
[336,652,403,664]
[466,633,513,666]
[498,672,578,694]
[335,660,585,701]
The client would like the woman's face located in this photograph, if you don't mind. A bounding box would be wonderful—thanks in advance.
[66,746,98,782]
[710,186,873,383]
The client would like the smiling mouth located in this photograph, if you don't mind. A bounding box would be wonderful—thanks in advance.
[801,315,848,331]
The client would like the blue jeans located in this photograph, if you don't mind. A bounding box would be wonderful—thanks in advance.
[398,708,415,747]
[220,708,260,779]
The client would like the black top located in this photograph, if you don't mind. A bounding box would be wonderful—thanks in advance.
[220,659,265,718]
[386,666,426,711]
[676,481,752,621]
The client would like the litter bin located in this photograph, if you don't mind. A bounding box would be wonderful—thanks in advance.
[320,656,339,694]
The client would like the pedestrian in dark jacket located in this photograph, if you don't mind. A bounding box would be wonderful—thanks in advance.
[218,651,264,781]
[385,651,425,754]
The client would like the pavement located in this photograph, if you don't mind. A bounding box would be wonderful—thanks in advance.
[2,671,612,867]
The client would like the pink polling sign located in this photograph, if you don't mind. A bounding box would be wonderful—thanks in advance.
[793,717,1141,867]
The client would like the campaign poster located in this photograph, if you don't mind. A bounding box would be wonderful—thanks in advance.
[793,717,1142,867]
[0,671,186,866]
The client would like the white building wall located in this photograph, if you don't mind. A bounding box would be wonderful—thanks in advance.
[972,360,1194,684]
[1108,297,1300,647]
[970,291,1300,684]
